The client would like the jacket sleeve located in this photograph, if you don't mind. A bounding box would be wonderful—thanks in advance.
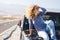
[39,7,47,16]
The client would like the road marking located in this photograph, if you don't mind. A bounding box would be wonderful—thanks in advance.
[0,25,17,40]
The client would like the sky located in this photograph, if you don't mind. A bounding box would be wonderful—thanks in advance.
[0,0,60,15]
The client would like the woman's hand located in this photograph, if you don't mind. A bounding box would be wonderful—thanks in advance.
[26,29,33,37]
[26,34,32,37]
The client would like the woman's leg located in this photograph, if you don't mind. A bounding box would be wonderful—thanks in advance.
[37,31,49,40]
[47,20,57,40]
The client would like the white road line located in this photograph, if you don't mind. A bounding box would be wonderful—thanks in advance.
[0,25,17,40]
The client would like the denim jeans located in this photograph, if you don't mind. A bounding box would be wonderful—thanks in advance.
[45,20,57,40]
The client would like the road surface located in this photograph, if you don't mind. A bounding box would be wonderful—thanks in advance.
[0,20,19,33]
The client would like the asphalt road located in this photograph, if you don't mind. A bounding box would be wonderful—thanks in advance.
[0,20,19,33]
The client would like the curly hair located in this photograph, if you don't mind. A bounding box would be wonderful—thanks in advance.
[25,4,40,19]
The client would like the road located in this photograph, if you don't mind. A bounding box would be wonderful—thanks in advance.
[0,20,19,33]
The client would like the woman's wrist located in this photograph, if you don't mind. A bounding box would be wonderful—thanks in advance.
[29,34,32,37]
[26,34,32,37]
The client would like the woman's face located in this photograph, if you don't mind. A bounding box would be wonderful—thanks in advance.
[33,7,40,16]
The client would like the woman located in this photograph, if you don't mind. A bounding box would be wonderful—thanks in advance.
[25,4,57,40]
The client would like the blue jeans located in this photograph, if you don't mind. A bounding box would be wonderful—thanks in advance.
[46,20,57,40]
